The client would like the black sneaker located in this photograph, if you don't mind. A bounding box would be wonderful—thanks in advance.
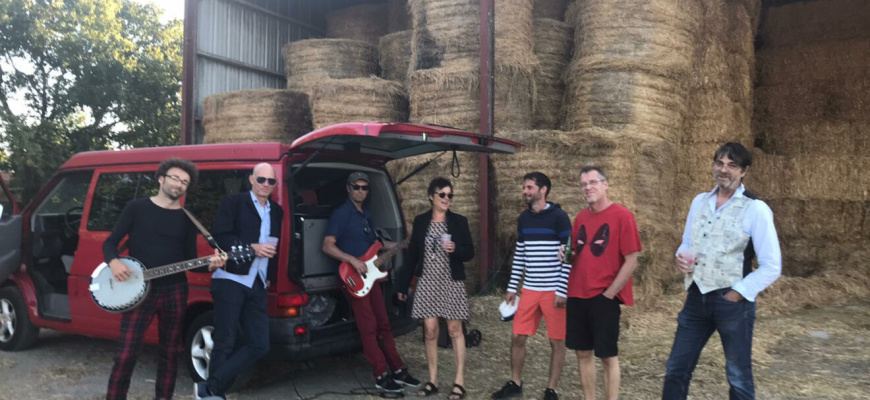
[393,367,422,387]
[194,382,225,400]
[492,380,523,399]
[376,372,404,393]
[543,388,559,400]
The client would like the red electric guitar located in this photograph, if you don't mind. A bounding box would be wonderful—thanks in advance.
[339,239,410,298]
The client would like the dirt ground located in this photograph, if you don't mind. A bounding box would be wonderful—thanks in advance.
[1,295,868,399]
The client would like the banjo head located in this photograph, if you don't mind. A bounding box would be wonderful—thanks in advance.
[90,257,151,313]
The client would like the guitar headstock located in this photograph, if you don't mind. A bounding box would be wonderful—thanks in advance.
[229,244,255,264]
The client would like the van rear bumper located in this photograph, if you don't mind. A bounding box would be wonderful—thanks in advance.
[266,315,419,361]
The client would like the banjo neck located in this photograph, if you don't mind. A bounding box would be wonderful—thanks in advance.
[142,255,219,281]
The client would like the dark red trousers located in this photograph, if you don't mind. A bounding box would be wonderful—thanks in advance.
[347,283,405,378]
[106,283,187,400]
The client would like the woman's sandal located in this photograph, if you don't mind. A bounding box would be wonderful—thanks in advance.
[447,384,466,400]
[418,382,439,397]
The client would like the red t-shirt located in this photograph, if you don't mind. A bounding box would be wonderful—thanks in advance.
[567,203,642,305]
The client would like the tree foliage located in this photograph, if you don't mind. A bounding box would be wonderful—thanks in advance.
[0,0,183,201]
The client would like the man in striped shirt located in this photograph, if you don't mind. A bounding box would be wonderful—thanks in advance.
[492,172,572,400]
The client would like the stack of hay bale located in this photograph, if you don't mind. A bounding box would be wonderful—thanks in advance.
[522,0,702,298]
[678,0,760,197]
[387,0,544,290]
[201,89,313,144]
[282,3,412,130]
[750,0,870,284]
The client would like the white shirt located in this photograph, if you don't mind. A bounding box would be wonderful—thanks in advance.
[677,184,782,302]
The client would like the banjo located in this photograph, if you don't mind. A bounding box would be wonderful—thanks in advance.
[89,245,254,313]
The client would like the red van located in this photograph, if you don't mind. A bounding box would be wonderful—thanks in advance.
[0,122,517,381]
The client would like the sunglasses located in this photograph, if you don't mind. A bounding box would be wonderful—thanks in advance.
[349,184,370,191]
[255,176,277,186]
[436,192,454,199]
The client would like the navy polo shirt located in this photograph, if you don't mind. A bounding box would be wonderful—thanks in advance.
[326,198,379,257]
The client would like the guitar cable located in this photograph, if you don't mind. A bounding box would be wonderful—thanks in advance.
[287,350,405,399]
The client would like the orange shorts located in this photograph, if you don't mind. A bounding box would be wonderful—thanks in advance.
[512,290,566,340]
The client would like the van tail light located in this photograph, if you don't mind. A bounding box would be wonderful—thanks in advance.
[278,293,308,307]
[276,293,307,318]
[294,324,308,337]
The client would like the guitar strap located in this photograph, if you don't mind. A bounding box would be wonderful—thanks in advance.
[181,207,223,252]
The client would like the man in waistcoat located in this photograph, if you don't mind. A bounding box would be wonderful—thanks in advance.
[661,142,782,400]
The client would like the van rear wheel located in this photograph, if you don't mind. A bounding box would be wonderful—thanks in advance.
[0,286,40,351]
[185,310,251,391]
[186,311,214,382]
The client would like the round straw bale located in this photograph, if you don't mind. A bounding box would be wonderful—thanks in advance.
[388,0,411,33]
[675,142,723,197]
[755,120,870,157]
[532,0,569,19]
[701,0,756,56]
[409,0,480,70]
[283,39,379,83]
[496,0,538,72]
[563,63,687,141]
[533,19,572,129]
[326,4,389,45]
[309,78,409,130]
[564,0,581,27]
[387,152,483,291]
[760,0,870,48]
[690,39,754,100]
[380,30,413,84]
[202,89,312,144]
[755,39,870,86]
[683,89,752,144]
[571,0,701,77]
[409,60,480,131]
[494,64,535,131]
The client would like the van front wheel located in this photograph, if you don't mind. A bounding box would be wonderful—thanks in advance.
[185,311,214,382]
[0,286,40,351]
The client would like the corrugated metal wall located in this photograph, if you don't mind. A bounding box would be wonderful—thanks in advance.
[192,0,382,142]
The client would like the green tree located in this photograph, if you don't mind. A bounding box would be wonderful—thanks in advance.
[0,0,182,201]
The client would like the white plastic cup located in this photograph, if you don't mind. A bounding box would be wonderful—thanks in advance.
[682,247,696,271]
[441,233,451,249]
[266,236,279,246]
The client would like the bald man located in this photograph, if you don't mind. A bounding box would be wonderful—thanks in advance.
[198,163,284,399]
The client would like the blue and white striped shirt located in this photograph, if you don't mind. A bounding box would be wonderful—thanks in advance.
[507,203,573,297]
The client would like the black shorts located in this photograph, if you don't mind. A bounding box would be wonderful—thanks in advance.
[565,294,621,358]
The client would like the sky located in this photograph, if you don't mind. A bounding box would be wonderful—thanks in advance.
[131,0,185,22]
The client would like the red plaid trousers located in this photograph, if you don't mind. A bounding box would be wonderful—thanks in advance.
[106,283,187,400]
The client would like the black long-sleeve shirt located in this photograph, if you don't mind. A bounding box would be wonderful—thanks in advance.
[102,198,198,286]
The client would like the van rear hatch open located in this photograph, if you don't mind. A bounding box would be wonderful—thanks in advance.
[289,122,520,161]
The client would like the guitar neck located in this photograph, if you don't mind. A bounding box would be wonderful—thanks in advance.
[143,256,215,281]
[373,239,410,268]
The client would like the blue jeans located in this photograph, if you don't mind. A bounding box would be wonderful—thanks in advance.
[662,285,756,400]
[208,277,270,395]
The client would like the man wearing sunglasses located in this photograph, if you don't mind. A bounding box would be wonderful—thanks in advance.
[198,163,284,399]
[322,171,421,394]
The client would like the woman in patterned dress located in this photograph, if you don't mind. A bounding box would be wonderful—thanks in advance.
[396,177,474,399]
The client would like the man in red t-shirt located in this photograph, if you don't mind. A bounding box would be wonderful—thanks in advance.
[557,165,642,400]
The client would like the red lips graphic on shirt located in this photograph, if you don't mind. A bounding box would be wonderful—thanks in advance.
[576,224,610,257]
